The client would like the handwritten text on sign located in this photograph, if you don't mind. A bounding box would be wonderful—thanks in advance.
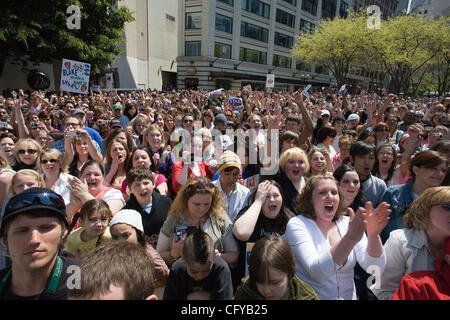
[61,59,90,94]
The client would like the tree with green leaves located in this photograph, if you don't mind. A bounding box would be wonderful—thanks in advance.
[0,0,134,78]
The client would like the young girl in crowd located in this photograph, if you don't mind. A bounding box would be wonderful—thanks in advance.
[234,236,319,300]
[12,138,42,172]
[109,209,170,299]
[307,146,334,177]
[163,227,233,300]
[104,138,131,190]
[232,180,294,289]
[65,199,112,258]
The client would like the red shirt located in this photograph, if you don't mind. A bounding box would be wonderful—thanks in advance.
[171,161,213,193]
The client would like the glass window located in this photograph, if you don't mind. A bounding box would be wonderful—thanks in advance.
[274,32,294,48]
[242,0,270,19]
[301,0,318,16]
[215,14,233,33]
[276,9,295,28]
[322,0,337,20]
[239,47,267,64]
[217,0,233,5]
[185,41,201,56]
[296,61,312,72]
[185,12,201,29]
[315,64,329,75]
[339,1,349,18]
[281,0,297,6]
[273,55,292,69]
[214,42,232,59]
[300,19,315,34]
[240,22,268,42]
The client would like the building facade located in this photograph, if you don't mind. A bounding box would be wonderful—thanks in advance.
[177,0,356,91]
[107,0,178,91]
[409,0,449,18]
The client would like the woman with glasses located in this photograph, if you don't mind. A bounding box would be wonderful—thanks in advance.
[157,176,239,268]
[373,122,392,149]
[11,138,41,172]
[372,186,450,300]
[39,148,74,206]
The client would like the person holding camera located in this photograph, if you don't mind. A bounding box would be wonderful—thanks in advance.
[157,176,239,268]
[171,135,214,195]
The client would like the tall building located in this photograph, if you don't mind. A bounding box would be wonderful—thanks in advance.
[409,0,449,18]
[105,0,178,90]
[177,0,354,91]
[352,0,399,19]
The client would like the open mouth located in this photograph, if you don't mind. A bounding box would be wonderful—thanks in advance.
[292,169,300,176]
[87,182,97,187]
[324,204,334,212]
[268,204,277,211]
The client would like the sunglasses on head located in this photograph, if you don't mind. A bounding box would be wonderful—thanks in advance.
[41,159,58,164]
[187,181,214,191]
[441,204,450,210]
[6,191,65,213]
[18,149,37,155]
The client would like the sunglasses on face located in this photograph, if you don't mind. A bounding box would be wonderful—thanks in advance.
[41,159,58,164]
[377,129,389,133]
[183,119,193,123]
[18,149,37,155]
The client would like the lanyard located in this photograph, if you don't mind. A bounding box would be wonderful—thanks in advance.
[0,256,63,296]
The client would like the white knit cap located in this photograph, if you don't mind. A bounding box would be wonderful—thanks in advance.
[109,209,144,232]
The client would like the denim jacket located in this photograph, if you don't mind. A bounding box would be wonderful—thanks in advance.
[380,180,416,243]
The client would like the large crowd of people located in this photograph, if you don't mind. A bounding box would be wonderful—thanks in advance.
[0,86,448,300]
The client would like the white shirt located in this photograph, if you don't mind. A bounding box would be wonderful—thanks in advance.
[213,179,250,223]
[371,228,436,300]
[284,214,386,300]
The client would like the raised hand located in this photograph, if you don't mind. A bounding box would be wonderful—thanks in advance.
[365,201,391,236]
[346,207,366,244]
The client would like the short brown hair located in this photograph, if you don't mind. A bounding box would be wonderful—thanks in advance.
[296,175,346,221]
[68,241,155,300]
[409,150,448,178]
[404,186,450,230]
[248,236,295,291]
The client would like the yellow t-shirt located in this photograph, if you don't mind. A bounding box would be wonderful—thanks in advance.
[64,227,112,256]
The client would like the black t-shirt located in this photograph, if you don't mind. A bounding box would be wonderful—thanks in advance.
[163,255,233,300]
[0,256,80,300]
[260,168,299,214]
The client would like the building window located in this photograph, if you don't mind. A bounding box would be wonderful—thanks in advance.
[300,19,315,34]
[273,55,292,69]
[276,9,295,28]
[214,42,232,59]
[301,0,318,16]
[185,78,199,90]
[239,47,267,64]
[339,1,349,18]
[281,0,297,6]
[322,0,337,20]
[240,21,268,42]
[274,32,294,48]
[242,0,270,19]
[185,12,201,29]
[315,64,329,75]
[215,79,230,90]
[217,0,233,5]
[296,61,312,72]
[185,41,201,56]
[215,14,233,33]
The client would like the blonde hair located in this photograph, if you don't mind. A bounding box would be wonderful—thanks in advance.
[279,147,310,174]
[404,186,450,230]
[0,153,10,170]
[168,176,227,221]
[10,169,45,196]
[39,148,68,175]
[141,124,165,150]
[13,138,42,162]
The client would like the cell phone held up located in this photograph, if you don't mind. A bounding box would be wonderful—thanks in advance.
[175,224,188,241]
[66,130,81,137]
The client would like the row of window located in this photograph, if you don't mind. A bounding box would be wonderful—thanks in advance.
[217,0,350,18]
[186,41,323,73]
[188,10,317,33]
